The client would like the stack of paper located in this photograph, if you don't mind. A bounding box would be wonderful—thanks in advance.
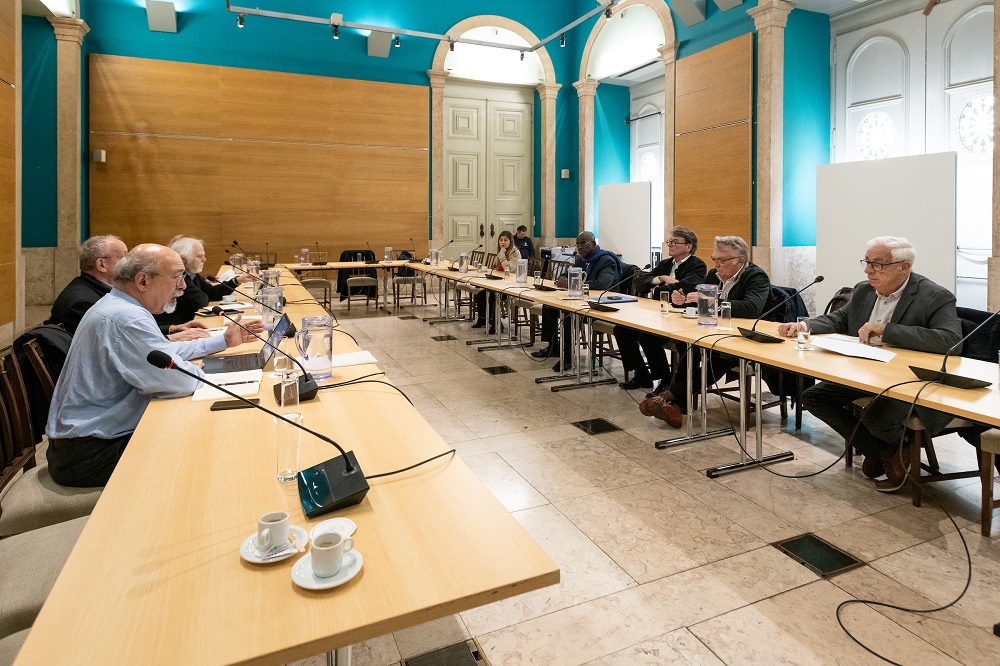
[192,369,263,401]
[810,334,896,363]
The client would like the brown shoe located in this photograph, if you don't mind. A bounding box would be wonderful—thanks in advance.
[660,401,684,429]
[639,395,684,428]
[861,455,885,479]
[876,448,909,492]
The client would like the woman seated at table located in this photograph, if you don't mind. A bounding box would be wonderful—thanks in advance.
[472,231,520,334]
[155,235,255,328]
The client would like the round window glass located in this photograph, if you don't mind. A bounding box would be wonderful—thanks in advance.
[640,152,658,182]
[857,111,895,161]
[958,95,994,154]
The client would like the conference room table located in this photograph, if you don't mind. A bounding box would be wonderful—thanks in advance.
[15,270,559,665]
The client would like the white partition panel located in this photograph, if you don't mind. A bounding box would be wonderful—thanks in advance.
[598,181,652,267]
[816,152,956,311]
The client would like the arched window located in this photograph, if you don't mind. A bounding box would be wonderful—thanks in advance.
[846,36,907,161]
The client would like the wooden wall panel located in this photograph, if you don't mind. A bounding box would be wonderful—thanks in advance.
[0,2,13,85]
[89,56,222,136]
[675,33,753,134]
[0,82,15,327]
[89,55,429,271]
[0,263,14,326]
[674,123,752,247]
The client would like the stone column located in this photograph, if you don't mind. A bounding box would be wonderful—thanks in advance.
[990,0,1000,311]
[574,79,599,235]
[659,42,678,241]
[427,69,449,245]
[536,83,561,246]
[747,0,793,283]
[48,16,89,293]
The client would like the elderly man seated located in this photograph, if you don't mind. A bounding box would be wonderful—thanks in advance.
[642,235,770,428]
[155,235,254,328]
[778,236,962,491]
[47,235,209,341]
[530,231,621,371]
[46,244,262,488]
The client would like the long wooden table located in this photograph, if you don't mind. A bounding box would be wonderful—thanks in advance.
[16,270,559,665]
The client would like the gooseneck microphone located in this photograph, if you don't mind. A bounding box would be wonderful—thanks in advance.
[231,240,250,256]
[908,310,999,389]
[364,242,378,264]
[211,307,318,402]
[588,263,652,312]
[738,276,825,344]
[146,350,368,516]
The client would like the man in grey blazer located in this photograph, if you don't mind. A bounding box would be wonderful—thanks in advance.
[778,236,962,492]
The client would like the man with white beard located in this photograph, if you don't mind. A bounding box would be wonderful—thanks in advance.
[45,244,259,487]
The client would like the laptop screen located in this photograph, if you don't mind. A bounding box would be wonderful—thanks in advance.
[257,314,291,366]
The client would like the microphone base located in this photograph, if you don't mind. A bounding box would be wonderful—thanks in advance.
[484,275,504,280]
[272,374,319,403]
[587,302,619,313]
[297,451,369,518]
[908,366,991,390]
[737,327,784,344]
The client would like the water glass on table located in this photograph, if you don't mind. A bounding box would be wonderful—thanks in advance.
[795,316,812,351]
[717,301,732,331]
[660,291,671,315]
[275,371,301,483]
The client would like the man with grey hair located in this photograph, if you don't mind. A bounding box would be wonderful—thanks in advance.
[778,235,962,491]
[642,235,770,428]
[45,244,259,487]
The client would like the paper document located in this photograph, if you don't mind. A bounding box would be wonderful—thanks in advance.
[810,334,896,363]
[192,382,261,402]
[213,302,254,312]
[216,269,237,282]
[328,351,379,368]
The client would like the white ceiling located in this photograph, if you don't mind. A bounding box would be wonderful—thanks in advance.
[795,0,880,16]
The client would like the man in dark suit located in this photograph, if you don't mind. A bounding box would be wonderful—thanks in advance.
[778,236,962,492]
[513,225,535,259]
[614,226,707,390]
[47,235,128,335]
[643,235,771,428]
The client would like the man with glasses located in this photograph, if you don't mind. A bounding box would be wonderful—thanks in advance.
[642,235,770,428]
[46,244,259,487]
[614,227,707,390]
[777,236,962,492]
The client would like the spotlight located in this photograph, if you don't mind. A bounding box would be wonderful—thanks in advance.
[605,7,612,21]
[560,33,566,48]
[520,51,525,61]
[394,34,400,48]
[333,24,339,39]
[449,40,455,52]
[237,14,244,28]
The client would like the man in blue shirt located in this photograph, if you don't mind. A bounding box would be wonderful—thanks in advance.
[46,244,261,487]
[514,225,535,259]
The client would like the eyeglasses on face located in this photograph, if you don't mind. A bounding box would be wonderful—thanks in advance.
[149,272,187,285]
[710,256,741,265]
[665,239,690,247]
[860,259,902,272]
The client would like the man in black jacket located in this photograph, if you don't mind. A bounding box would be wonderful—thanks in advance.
[644,235,771,428]
[614,226,707,390]
[513,225,535,259]
[47,235,127,335]
[155,236,254,328]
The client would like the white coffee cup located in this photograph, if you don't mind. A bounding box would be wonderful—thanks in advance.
[683,308,698,319]
[222,294,237,303]
[257,511,290,552]
[311,532,354,578]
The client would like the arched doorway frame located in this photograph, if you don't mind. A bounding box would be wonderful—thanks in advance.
[576,0,676,241]
[428,16,561,244]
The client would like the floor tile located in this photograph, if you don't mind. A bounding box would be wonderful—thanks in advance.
[463,453,548,512]
[393,615,470,661]
[582,628,723,665]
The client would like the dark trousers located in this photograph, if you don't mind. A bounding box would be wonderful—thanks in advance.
[800,381,910,459]
[474,290,498,325]
[540,306,572,361]
[668,344,731,413]
[46,433,132,488]
[613,326,669,379]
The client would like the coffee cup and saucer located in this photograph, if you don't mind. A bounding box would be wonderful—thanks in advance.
[682,307,698,319]
[309,517,357,542]
[240,511,309,564]
[292,532,364,590]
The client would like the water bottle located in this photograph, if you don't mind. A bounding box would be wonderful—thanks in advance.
[567,267,584,298]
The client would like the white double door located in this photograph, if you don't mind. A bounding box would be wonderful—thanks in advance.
[444,83,533,258]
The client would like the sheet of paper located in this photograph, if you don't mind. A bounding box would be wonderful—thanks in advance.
[328,351,378,368]
[810,335,896,362]
[192,382,261,402]
[201,369,263,384]
[216,269,237,282]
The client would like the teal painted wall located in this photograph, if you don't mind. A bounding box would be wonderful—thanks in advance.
[782,9,830,247]
[674,0,759,58]
[21,16,58,248]
[592,85,630,239]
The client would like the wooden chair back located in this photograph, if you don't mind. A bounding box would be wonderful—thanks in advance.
[0,347,38,495]
[549,260,572,282]
[469,250,486,267]
[23,338,56,401]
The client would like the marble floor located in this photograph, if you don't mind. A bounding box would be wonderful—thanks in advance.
[282,296,999,666]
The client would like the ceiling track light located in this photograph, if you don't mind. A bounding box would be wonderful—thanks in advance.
[605,7,612,21]
[520,51,525,61]
[237,14,244,28]
[333,24,339,39]
[449,40,455,51]
[560,33,565,47]
[394,34,400,48]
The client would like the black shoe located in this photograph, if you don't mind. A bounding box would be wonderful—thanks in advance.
[471,321,486,329]
[645,384,672,400]
[552,359,571,372]
[531,347,554,358]
[620,375,653,390]
[488,328,497,335]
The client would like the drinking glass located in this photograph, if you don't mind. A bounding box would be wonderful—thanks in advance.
[717,301,732,331]
[660,291,671,315]
[581,283,590,300]
[795,316,812,351]
[533,270,542,285]
[275,371,301,482]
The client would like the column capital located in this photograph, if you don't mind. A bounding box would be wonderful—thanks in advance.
[427,69,450,89]
[748,0,794,31]
[48,17,90,45]
[658,42,679,66]
[573,79,599,98]
[535,83,562,100]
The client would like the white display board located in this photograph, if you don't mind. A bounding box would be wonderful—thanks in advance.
[815,152,956,311]
[597,181,651,267]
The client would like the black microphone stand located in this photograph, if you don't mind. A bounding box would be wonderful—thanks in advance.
[738,277,824,344]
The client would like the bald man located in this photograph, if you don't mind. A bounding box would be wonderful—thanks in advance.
[46,244,259,487]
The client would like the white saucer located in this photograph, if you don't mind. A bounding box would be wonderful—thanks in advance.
[309,517,357,542]
[240,525,309,564]
[292,549,363,590]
